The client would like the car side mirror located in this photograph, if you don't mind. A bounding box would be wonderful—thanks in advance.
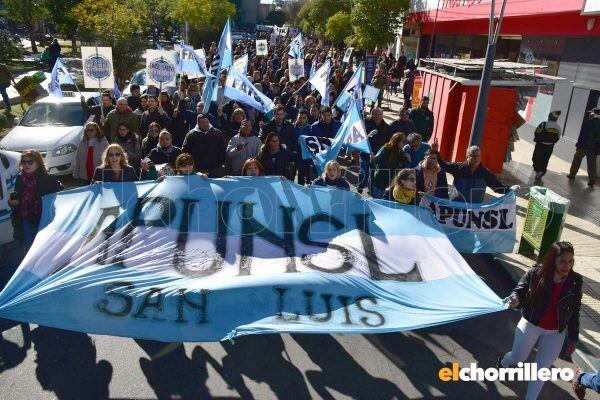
[13,117,20,125]
[125,80,130,85]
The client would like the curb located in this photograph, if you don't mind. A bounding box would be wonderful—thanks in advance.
[493,255,599,373]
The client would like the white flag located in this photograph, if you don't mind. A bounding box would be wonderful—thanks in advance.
[307,59,331,106]
[234,54,248,75]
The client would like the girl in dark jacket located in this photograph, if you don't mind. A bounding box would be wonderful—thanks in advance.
[257,132,294,179]
[92,144,138,183]
[142,122,161,158]
[9,150,63,252]
[312,161,350,190]
[499,241,582,400]
[382,168,420,205]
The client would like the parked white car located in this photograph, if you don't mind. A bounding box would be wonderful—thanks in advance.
[0,150,21,245]
[0,92,95,176]
[121,69,176,98]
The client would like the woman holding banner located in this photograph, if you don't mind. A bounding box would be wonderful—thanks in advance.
[9,150,63,253]
[92,144,137,183]
[312,161,350,191]
[257,133,294,179]
[499,241,582,400]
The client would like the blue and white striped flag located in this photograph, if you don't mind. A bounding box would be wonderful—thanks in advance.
[307,59,331,106]
[335,63,363,113]
[202,18,233,113]
[49,58,75,98]
[288,33,304,59]
[224,68,275,114]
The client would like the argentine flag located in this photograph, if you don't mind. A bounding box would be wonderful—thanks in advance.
[335,63,364,113]
[288,33,304,59]
[224,68,275,114]
[49,58,75,98]
[202,18,232,113]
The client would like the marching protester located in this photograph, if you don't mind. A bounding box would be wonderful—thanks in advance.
[389,108,417,135]
[224,108,247,142]
[127,85,142,111]
[260,105,297,155]
[383,168,420,205]
[500,241,582,400]
[370,68,387,108]
[139,95,171,138]
[257,132,294,179]
[174,153,208,178]
[293,109,314,185]
[415,149,449,198]
[141,122,161,158]
[159,91,175,118]
[409,96,434,142]
[311,106,341,139]
[403,133,431,168]
[133,94,148,120]
[114,123,142,173]
[181,114,227,178]
[311,160,350,190]
[72,122,109,183]
[433,139,510,203]
[226,119,262,176]
[241,158,264,177]
[81,93,114,125]
[567,108,599,187]
[144,130,182,166]
[0,62,16,113]
[402,69,414,109]
[171,80,188,106]
[170,99,195,148]
[357,108,392,195]
[9,150,63,253]
[92,144,137,183]
[372,133,411,199]
[186,82,202,109]
[532,110,562,181]
[104,97,140,143]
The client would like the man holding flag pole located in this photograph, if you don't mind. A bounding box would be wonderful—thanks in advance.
[202,18,233,115]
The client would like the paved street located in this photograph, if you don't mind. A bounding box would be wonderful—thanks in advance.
[0,255,578,399]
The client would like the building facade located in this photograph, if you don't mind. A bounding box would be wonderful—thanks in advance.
[407,0,600,167]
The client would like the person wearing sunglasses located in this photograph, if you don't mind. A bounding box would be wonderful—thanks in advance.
[73,122,109,183]
[8,150,63,253]
[382,168,420,205]
[92,144,137,183]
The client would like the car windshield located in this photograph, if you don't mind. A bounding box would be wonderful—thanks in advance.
[131,70,146,85]
[20,103,87,127]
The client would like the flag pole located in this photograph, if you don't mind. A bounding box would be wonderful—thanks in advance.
[95,46,103,118]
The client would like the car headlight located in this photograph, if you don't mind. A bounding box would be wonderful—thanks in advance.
[52,144,77,157]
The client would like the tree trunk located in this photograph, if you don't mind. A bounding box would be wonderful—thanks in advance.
[28,26,38,53]
[71,35,77,54]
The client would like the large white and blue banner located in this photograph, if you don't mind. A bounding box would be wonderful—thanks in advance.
[419,190,517,253]
[0,178,504,342]
[224,68,275,114]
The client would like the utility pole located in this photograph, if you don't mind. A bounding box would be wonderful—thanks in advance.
[469,0,507,146]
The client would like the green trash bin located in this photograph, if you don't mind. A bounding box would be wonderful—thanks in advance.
[518,186,570,261]
[30,71,46,84]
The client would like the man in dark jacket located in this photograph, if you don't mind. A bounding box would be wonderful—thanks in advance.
[390,108,417,134]
[409,96,434,142]
[127,84,142,112]
[568,109,599,187]
[359,107,391,193]
[415,150,448,198]
[139,96,171,138]
[0,63,16,113]
[259,105,297,156]
[182,114,227,177]
[311,106,341,139]
[81,93,114,125]
[434,141,510,203]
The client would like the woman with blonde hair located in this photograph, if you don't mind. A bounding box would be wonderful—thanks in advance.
[311,161,350,190]
[383,168,420,205]
[92,143,137,183]
[73,122,109,182]
[372,132,410,199]
[8,150,63,252]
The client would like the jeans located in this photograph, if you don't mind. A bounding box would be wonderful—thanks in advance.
[22,220,40,254]
[370,185,385,199]
[501,317,566,400]
[0,84,10,112]
[579,370,600,392]
[569,148,597,184]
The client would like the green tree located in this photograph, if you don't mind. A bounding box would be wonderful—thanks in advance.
[0,29,24,63]
[298,0,350,37]
[325,11,352,44]
[2,0,46,53]
[44,0,82,53]
[349,0,409,51]
[267,10,287,26]
[169,0,236,46]
[73,0,148,87]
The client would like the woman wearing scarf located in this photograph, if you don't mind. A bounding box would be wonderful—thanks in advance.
[141,122,161,158]
[371,132,410,199]
[73,122,109,183]
[115,123,142,173]
[140,131,182,180]
[415,150,449,199]
[383,168,420,205]
[9,150,63,253]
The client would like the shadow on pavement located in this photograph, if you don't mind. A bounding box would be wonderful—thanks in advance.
[0,323,30,373]
[291,333,402,399]
[31,326,112,399]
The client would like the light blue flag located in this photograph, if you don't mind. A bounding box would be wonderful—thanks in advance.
[224,68,275,113]
[113,81,121,99]
[309,57,317,90]
[308,59,331,106]
[419,189,517,253]
[313,99,369,173]
[335,63,363,113]
[49,58,75,98]
[288,33,304,59]
[179,41,213,77]
[0,177,505,342]
[202,18,233,113]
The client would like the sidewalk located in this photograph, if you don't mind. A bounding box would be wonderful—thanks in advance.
[381,91,600,372]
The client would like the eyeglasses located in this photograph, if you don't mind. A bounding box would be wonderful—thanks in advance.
[108,153,122,158]
[21,159,35,165]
